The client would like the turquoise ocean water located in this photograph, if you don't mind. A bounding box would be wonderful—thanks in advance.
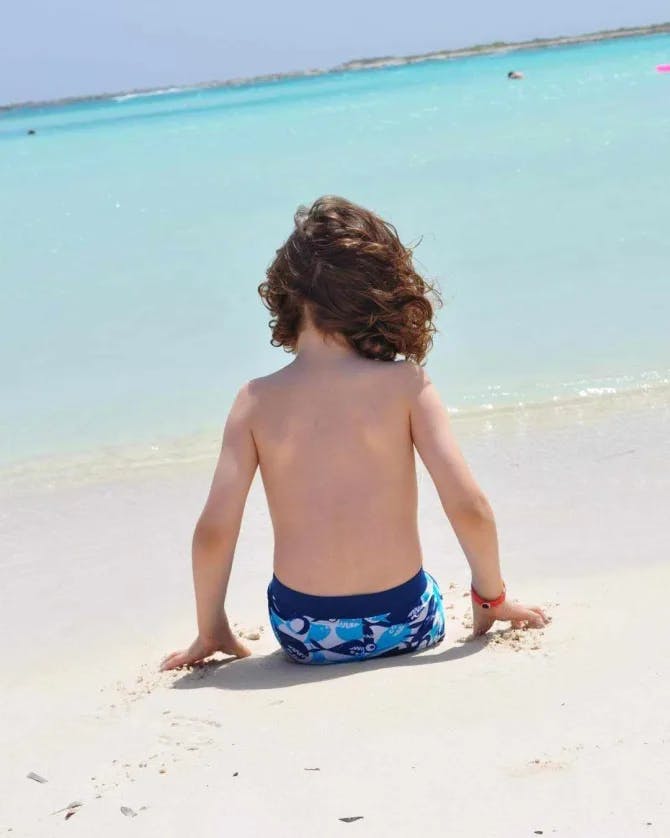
[1,34,669,468]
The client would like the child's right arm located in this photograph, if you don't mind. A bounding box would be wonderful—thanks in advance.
[408,367,548,635]
[160,385,258,671]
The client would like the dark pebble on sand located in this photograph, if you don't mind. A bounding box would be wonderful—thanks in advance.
[339,816,364,823]
[304,767,320,771]
[233,771,239,777]
[120,806,137,818]
[27,772,47,783]
[52,801,83,816]
[534,832,543,835]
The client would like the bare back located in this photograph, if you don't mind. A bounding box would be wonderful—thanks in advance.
[160,197,548,672]
[250,357,422,595]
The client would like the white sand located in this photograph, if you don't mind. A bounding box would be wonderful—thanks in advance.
[1,389,669,837]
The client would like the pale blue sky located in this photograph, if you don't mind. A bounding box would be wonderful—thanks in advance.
[2,1,668,105]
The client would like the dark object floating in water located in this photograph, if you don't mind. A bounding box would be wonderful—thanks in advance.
[507,70,524,79]
[339,816,364,823]
[27,771,47,783]
[27,129,36,135]
[120,806,138,818]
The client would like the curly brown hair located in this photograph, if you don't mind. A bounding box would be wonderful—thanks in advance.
[258,196,441,364]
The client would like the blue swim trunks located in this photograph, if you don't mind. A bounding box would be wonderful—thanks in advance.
[267,569,445,665]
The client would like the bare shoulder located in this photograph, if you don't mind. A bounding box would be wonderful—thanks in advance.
[247,362,295,392]
[222,381,258,429]
[369,359,430,400]
[228,372,282,421]
[238,365,297,423]
[243,365,294,408]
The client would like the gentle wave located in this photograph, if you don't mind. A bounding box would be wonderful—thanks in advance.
[3,381,669,496]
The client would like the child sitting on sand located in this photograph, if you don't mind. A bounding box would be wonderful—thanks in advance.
[161,196,548,669]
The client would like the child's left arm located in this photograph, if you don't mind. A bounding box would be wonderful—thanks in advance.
[161,385,258,671]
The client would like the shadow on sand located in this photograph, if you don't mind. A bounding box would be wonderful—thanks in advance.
[170,637,487,692]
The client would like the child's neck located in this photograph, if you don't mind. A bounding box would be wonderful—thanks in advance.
[294,322,357,365]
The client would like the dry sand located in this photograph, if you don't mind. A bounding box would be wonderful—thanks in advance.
[1,388,669,837]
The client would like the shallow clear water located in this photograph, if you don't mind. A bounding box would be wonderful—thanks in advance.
[1,34,670,465]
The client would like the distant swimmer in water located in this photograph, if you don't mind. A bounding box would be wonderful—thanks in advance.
[507,71,524,80]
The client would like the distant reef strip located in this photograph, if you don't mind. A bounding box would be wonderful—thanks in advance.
[3,22,669,113]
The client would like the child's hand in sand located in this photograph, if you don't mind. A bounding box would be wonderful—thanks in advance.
[160,632,251,671]
[472,597,549,636]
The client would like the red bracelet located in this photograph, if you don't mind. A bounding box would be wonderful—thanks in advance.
[471,582,506,609]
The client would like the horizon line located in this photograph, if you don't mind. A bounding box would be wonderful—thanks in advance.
[2,21,669,113]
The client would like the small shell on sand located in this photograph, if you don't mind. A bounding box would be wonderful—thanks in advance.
[120,806,137,818]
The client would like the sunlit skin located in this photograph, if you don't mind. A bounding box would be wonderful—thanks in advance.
[161,314,548,671]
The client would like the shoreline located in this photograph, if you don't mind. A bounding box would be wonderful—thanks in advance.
[2,21,669,113]
[2,380,668,495]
